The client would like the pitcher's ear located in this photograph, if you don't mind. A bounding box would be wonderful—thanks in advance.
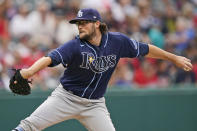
[95,21,101,28]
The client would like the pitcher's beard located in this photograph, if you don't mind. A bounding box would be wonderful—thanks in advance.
[80,33,92,41]
[80,27,96,42]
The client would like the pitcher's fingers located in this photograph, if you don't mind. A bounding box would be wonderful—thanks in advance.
[184,57,191,62]
[183,65,191,71]
[185,61,193,69]
[183,63,192,71]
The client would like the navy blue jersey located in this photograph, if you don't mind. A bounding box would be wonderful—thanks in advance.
[47,32,149,99]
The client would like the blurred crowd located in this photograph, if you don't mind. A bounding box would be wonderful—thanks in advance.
[0,0,197,91]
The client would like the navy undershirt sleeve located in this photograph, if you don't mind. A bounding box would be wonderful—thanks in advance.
[47,49,62,67]
[139,42,149,56]
[119,33,149,58]
[47,39,77,67]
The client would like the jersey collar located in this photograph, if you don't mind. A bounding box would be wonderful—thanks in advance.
[77,32,108,49]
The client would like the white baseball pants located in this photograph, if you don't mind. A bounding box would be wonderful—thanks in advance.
[17,85,115,131]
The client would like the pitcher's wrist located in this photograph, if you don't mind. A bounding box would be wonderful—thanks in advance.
[20,69,33,79]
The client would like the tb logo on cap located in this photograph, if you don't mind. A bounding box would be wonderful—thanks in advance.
[77,10,83,17]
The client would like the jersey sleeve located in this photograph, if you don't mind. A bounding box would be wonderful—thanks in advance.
[47,40,78,67]
[119,33,149,58]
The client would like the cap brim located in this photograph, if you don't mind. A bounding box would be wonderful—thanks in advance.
[69,18,97,24]
[69,18,88,24]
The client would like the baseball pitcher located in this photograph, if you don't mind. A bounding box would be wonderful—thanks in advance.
[11,8,193,131]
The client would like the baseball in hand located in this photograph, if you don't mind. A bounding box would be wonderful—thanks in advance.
[184,68,190,71]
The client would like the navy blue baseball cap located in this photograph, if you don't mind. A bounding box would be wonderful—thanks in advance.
[69,8,102,24]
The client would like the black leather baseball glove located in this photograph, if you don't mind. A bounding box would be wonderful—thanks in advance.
[9,69,31,95]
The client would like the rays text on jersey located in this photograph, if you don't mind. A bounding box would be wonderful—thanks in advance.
[80,52,116,73]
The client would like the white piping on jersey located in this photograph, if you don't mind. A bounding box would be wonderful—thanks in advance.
[136,41,139,57]
[131,39,138,50]
[55,49,67,67]
[81,42,98,98]
[81,73,96,97]
[131,39,140,57]
[88,73,103,99]
[104,33,109,48]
